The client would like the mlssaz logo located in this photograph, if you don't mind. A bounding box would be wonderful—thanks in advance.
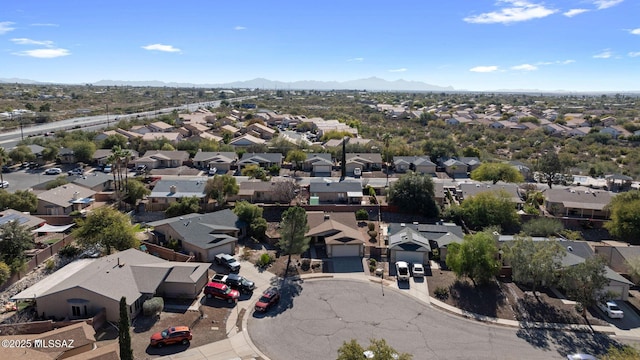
[34,339,75,348]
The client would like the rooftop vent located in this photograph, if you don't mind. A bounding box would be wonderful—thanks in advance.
[170,185,177,193]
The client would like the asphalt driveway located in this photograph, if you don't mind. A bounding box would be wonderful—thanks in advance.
[247,279,615,360]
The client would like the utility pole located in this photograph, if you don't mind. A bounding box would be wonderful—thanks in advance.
[19,114,24,141]
[106,104,110,128]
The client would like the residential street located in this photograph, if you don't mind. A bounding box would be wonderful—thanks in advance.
[247,279,615,360]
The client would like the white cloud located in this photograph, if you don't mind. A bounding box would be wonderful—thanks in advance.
[593,0,623,10]
[11,38,54,47]
[563,9,589,17]
[593,50,613,58]
[347,57,364,62]
[13,48,70,58]
[470,66,499,73]
[629,28,640,35]
[629,52,640,57]
[234,26,246,30]
[30,23,58,27]
[562,59,576,64]
[142,44,181,53]
[463,0,557,24]
[536,59,575,66]
[0,21,16,35]
[511,64,538,71]
[388,68,407,72]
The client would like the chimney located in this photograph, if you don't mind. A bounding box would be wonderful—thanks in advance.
[72,191,80,200]
[169,185,177,194]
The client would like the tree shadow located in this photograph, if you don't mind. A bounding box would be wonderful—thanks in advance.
[133,315,159,333]
[255,276,303,318]
[517,325,618,357]
[516,293,582,324]
[449,280,506,318]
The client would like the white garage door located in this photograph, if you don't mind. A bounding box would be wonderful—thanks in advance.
[331,245,361,257]
[394,251,425,265]
[207,243,235,261]
[314,165,331,174]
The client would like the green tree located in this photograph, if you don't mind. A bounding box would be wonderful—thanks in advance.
[286,149,306,175]
[165,196,201,218]
[602,345,640,360]
[462,146,481,158]
[241,164,267,180]
[41,146,59,163]
[7,190,38,212]
[8,145,35,164]
[537,151,562,189]
[460,190,520,231]
[124,179,150,206]
[470,163,524,184]
[423,138,458,162]
[604,190,640,244]
[119,297,134,360]
[503,236,566,296]
[278,206,310,279]
[337,338,412,360]
[101,134,128,149]
[205,174,239,205]
[561,256,610,317]
[387,172,439,218]
[521,217,564,237]
[0,220,34,273]
[70,140,96,164]
[0,261,10,286]
[445,231,500,286]
[73,207,138,254]
[233,201,267,239]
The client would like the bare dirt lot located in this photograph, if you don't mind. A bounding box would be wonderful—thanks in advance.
[426,266,609,326]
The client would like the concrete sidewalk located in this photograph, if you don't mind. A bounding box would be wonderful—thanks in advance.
[160,256,640,360]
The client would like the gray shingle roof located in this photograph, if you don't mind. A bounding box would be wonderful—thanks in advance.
[393,156,435,166]
[150,179,207,199]
[238,152,283,164]
[148,209,240,250]
[193,151,237,163]
[309,179,362,193]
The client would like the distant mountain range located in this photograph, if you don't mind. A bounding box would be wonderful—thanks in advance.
[0,77,455,91]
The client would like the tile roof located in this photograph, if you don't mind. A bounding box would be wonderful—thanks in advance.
[37,184,96,207]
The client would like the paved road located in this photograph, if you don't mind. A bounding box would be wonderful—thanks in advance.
[248,279,614,360]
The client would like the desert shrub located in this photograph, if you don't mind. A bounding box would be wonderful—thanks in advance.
[355,209,369,221]
[434,286,449,300]
[240,246,252,261]
[369,258,377,267]
[257,253,273,267]
[368,222,375,231]
[300,258,311,271]
[58,244,80,258]
[45,259,56,271]
[143,297,164,317]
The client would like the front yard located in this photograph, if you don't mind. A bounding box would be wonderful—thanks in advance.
[426,267,609,326]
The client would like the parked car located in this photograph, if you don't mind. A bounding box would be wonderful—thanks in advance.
[412,263,425,278]
[149,326,192,347]
[255,287,280,312]
[135,164,148,174]
[214,253,241,273]
[208,167,217,176]
[353,167,362,177]
[44,167,62,175]
[68,167,84,176]
[2,165,11,173]
[598,301,624,319]
[225,273,255,294]
[0,181,8,188]
[395,261,410,281]
[103,164,112,173]
[203,282,240,303]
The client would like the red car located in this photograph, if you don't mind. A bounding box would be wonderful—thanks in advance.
[150,326,192,347]
[255,287,280,312]
[204,281,240,303]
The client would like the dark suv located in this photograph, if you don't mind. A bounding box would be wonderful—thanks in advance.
[225,273,255,294]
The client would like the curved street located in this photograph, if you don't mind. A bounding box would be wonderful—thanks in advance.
[247,279,614,360]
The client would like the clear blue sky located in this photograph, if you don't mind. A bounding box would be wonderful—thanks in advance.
[1,0,639,92]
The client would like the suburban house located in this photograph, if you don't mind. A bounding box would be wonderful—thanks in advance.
[600,125,632,139]
[595,244,640,284]
[148,121,175,132]
[0,322,120,360]
[221,124,241,135]
[393,156,436,175]
[192,151,237,171]
[147,179,208,212]
[387,222,464,263]
[459,157,482,172]
[238,152,283,170]
[443,158,467,178]
[141,132,183,144]
[309,179,363,204]
[228,134,266,147]
[92,149,139,166]
[246,122,276,139]
[132,150,189,169]
[344,153,383,175]
[232,179,295,204]
[183,122,210,136]
[148,209,242,261]
[509,161,532,181]
[71,171,114,192]
[388,226,431,265]
[11,248,210,322]
[605,173,633,192]
[198,132,224,142]
[305,211,365,258]
[0,208,46,231]
[499,237,633,301]
[544,187,615,219]
[36,184,97,216]
[457,182,524,208]
[58,147,76,164]
[303,153,333,176]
